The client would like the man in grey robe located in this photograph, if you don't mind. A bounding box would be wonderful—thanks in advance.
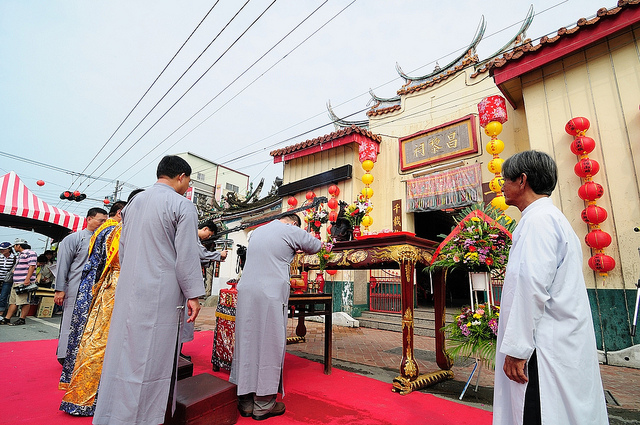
[54,207,108,364]
[179,219,228,359]
[93,156,205,425]
[230,214,321,421]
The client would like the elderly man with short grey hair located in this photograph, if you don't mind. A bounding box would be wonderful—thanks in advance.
[493,150,608,425]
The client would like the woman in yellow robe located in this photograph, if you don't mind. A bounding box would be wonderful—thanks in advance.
[60,224,122,416]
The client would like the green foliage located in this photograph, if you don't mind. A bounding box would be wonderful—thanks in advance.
[442,303,500,369]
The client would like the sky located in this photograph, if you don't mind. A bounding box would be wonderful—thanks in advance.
[0,0,611,252]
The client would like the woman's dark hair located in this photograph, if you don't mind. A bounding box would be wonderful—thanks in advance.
[156,155,192,179]
[37,254,48,263]
[502,150,558,196]
[127,189,145,202]
[198,219,217,234]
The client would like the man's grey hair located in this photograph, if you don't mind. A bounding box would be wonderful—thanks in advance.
[502,150,558,196]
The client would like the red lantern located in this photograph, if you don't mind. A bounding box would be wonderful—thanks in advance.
[328,185,338,195]
[570,136,596,156]
[578,182,604,201]
[326,269,338,276]
[574,158,600,178]
[287,197,298,207]
[103,199,110,205]
[328,211,338,222]
[327,198,338,210]
[581,205,608,224]
[588,253,615,274]
[565,117,590,136]
[477,95,508,127]
[36,180,45,186]
[305,191,315,201]
[585,229,612,249]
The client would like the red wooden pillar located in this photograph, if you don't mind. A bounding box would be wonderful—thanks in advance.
[399,257,419,380]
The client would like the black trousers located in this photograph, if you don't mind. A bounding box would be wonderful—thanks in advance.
[523,350,542,425]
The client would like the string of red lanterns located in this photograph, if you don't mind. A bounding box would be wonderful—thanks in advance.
[565,117,615,277]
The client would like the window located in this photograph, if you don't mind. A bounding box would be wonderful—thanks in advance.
[196,172,205,181]
[225,182,239,193]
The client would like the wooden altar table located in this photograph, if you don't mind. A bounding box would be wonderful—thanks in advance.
[288,293,332,375]
[293,233,454,394]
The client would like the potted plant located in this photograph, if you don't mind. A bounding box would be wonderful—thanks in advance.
[344,195,372,238]
[313,240,334,293]
[303,205,329,238]
[442,303,500,369]
[427,203,515,367]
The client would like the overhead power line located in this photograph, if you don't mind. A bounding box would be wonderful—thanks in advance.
[77,0,253,190]
[72,0,223,189]
[81,0,278,193]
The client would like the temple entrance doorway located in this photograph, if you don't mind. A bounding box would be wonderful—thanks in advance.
[414,209,473,309]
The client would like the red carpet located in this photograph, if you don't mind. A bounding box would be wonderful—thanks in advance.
[2,331,492,424]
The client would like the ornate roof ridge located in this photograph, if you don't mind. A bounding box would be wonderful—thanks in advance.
[269,125,381,157]
[327,100,369,130]
[395,16,485,88]
[366,88,402,117]
[478,0,640,75]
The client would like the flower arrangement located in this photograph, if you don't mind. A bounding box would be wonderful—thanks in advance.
[443,303,500,368]
[429,203,515,273]
[344,195,372,227]
[303,206,329,233]
[317,240,334,271]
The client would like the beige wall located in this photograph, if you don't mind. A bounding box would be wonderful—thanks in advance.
[368,69,528,232]
[518,27,640,290]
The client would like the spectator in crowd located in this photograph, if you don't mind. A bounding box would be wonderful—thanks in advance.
[0,239,37,326]
[54,207,108,364]
[36,254,55,288]
[0,241,17,319]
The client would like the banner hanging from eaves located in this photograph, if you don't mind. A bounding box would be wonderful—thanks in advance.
[406,163,482,212]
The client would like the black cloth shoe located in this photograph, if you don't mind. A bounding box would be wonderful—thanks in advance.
[238,406,253,418]
[0,318,10,325]
[252,402,285,421]
[9,318,25,326]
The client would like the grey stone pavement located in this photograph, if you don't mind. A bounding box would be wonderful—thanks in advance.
[3,308,639,424]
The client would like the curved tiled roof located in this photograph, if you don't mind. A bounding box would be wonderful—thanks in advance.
[479,0,640,75]
[269,125,381,157]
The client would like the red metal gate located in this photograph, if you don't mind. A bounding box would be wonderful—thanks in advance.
[369,269,402,313]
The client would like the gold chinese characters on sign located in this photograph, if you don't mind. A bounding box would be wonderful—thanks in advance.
[399,114,478,171]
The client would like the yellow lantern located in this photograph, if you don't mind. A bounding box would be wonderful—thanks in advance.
[489,176,504,193]
[491,195,508,211]
[487,157,505,174]
[361,173,374,185]
[484,121,503,137]
[361,187,374,198]
[486,139,505,155]
[361,215,373,227]
[362,160,374,172]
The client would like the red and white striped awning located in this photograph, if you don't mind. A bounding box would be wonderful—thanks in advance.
[0,171,86,238]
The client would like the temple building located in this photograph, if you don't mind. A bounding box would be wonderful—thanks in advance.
[269,1,640,367]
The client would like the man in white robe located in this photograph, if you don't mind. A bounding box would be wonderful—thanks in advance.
[494,150,608,425]
[54,207,108,364]
[230,214,321,420]
[93,155,205,425]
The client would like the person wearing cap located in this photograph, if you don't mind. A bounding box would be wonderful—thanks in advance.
[0,241,17,319]
[54,207,108,363]
[0,239,37,326]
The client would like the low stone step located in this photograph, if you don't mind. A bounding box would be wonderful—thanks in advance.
[358,309,457,337]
